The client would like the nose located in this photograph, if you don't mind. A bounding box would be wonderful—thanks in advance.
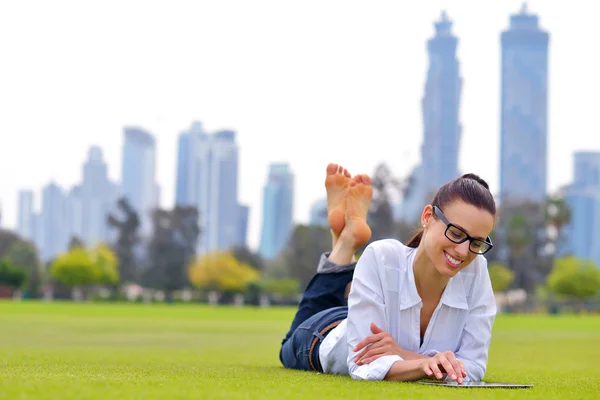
[455,241,470,258]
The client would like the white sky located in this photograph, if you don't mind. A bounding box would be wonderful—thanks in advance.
[1,0,599,251]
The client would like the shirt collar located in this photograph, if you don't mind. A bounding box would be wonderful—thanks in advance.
[401,248,469,311]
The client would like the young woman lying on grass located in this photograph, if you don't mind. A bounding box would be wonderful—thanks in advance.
[279,163,497,383]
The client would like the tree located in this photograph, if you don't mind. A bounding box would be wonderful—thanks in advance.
[49,245,118,299]
[144,206,200,300]
[0,230,22,259]
[0,259,28,289]
[497,201,553,293]
[50,247,97,294]
[368,163,407,242]
[261,278,299,297]
[232,246,264,271]
[281,224,330,290]
[189,251,260,294]
[107,198,141,284]
[547,256,600,301]
[5,241,41,297]
[92,243,119,285]
[545,195,571,240]
[487,262,515,293]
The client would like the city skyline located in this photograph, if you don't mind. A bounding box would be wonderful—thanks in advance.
[1,1,599,252]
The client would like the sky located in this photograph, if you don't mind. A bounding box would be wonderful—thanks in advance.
[1,0,599,251]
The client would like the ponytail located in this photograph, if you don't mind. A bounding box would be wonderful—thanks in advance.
[406,229,424,248]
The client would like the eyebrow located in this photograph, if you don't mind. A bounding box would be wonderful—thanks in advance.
[452,223,486,241]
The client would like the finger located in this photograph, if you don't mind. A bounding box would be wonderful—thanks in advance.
[353,333,384,352]
[446,354,463,382]
[439,357,458,381]
[422,363,433,377]
[459,361,467,378]
[430,362,444,380]
[354,348,369,364]
[370,323,384,334]
[356,344,387,364]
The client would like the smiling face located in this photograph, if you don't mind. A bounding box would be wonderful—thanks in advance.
[421,201,495,278]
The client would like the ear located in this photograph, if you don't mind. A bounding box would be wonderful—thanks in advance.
[421,204,434,227]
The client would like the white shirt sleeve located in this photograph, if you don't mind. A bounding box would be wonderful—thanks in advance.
[346,244,402,380]
[454,258,497,381]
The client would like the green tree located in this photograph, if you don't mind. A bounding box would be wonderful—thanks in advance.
[50,247,97,293]
[261,278,299,297]
[368,163,408,242]
[497,201,553,293]
[0,259,28,289]
[144,206,200,301]
[547,256,600,301]
[91,243,119,285]
[107,198,141,284]
[232,246,264,271]
[281,224,330,290]
[487,262,515,293]
[189,251,260,294]
[6,241,41,297]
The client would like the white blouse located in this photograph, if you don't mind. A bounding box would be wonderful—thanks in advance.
[319,239,497,381]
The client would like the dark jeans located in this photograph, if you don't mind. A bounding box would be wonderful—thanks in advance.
[279,254,355,372]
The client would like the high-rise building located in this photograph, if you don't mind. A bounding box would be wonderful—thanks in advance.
[66,185,84,242]
[309,197,328,228]
[41,182,68,261]
[237,204,250,248]
[259,163,294,259]
[81,146,117,245]
[175,128,193,206]
[400,12,462,220]
[564,152,600,268]
[176,122,246,253]
[122,127,158,237]
[17,190,35,240]
[499,4,550,203]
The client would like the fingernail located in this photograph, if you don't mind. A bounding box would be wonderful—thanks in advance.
[452,374,456,380]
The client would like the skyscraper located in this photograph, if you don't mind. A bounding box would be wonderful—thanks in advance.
[175,127,193,206]
[122,127,158,237]
[564,152,600,268]
[17,190,35,240]
[400,12,462,220]
[41,182,68,261]
[176,122,246,253]
[259,163,294,259]
[81,146,116,245]
[500,4,550,203]
[309,197,328,228]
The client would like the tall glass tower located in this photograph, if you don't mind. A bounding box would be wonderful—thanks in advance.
[500,4,550,203]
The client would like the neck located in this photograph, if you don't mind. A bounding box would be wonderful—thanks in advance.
[413,245,449,299]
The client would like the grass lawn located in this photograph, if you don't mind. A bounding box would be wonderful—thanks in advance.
[0,301,598,399]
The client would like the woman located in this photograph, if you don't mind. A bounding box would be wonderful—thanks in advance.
[279,163,497,383]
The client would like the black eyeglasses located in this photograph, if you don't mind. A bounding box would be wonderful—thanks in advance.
[432,205,493,255]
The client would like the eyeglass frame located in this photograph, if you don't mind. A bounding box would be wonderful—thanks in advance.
[431,205,494,255]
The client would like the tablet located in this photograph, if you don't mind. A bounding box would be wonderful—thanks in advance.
[418,381,533,388]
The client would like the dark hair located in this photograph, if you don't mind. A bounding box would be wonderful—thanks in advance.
[406,173,496,248]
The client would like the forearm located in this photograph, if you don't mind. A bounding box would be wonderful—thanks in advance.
[398,348,429,360]
[384,359,428,382]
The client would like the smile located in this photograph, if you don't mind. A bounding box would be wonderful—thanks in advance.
[444,251,462,268]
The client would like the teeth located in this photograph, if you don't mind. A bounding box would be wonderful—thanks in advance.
[446,253,461,265]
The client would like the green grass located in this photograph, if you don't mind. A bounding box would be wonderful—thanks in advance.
[0,301,599,399]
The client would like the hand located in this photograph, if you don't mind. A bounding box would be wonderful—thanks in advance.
[420,351,467,384]
[353,323,403,365]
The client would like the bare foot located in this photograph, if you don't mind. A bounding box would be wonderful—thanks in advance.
[343,174,373,248]
[325,163,351,243]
